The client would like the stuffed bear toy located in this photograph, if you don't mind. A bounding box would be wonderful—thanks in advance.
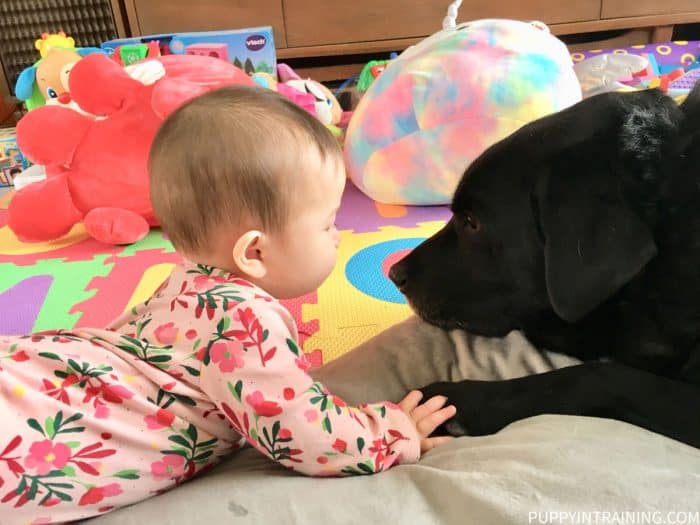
[10,53,254,244]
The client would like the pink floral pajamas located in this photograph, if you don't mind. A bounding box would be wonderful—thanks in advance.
[0,263,419,524]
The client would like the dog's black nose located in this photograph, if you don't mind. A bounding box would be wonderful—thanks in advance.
[388,263,408,288]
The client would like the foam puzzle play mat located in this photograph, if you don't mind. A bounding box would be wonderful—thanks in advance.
[2,37,700,367]
[0,185,449,367]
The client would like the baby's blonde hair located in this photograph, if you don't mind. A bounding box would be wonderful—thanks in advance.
[149,85,342,256]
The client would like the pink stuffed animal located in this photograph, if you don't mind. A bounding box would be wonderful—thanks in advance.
[10,53,254,245]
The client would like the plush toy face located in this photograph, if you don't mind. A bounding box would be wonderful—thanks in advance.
[35,48,82,105]
[285,79,342,125]
[315,82,343,125]
[15,47,108,111]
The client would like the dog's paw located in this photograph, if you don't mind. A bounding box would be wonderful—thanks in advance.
[420,378,513,438]
[444,418,469,437]
[419,381,474,437]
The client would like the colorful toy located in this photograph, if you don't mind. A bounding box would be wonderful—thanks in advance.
[186,43,229,61]
[251,71,278,90]
[619,54,689,95]
[572,41,700,103]
[357,56,397,92]
[102,27,276,74]
[276,82,318,116]
[573,53,648,97]
[345,14,582,205]
[10,53,254,245]
[15,37,107,111]
[250,64,345,136]
[646,67,685,92]
[34,31,75,58]
[0,127,30,188]
[276,63,343,129]
[111,41,160,66]
[577,52,692,97]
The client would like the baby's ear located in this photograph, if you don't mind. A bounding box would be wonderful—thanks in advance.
[16,105,92,166]
[233,230,267,280]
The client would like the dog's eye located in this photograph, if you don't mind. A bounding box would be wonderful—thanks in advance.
[463,213,480,232]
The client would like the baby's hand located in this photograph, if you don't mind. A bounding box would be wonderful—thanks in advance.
[398,390,457,454]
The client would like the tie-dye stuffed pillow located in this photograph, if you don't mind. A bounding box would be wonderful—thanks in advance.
[344,19,582,205]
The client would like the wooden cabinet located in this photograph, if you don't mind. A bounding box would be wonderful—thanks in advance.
[602,0,699,19]
[284,0,450,47]
[0,65,16,124]
[124,0,287,47]
[122,0,700,80]
[284,0,600,47]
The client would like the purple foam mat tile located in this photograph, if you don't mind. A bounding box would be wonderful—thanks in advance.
[573,41,700,70]
[336,183,450,233]
[670,68,700,90]
[0,274,52,335]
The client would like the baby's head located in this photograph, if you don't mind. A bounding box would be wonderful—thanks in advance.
[149,85,345,298]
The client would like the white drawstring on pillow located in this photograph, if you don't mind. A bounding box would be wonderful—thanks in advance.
[441,0,462,30]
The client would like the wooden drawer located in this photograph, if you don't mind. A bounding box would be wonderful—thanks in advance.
[602,0,699,19]
[0,64,10,104]
[126,0,287,47]
[283,0,600,47]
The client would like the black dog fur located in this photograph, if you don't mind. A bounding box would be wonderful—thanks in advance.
[389,84,700,448]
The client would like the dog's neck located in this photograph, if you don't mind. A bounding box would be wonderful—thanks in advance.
[523,178,700,376]
[522,305,687,379]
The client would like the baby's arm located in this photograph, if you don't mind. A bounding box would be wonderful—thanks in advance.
[199,298,451,476]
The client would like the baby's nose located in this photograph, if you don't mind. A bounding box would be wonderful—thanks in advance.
[58,92,72,104]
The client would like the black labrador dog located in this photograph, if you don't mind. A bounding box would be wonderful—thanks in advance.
[389,84,700,448]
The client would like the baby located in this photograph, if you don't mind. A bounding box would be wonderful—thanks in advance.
[0,85,455,524]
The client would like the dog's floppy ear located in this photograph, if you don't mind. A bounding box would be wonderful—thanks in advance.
[536,164,657,323]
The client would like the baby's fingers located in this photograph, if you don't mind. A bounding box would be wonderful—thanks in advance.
[410,394,448,422]
[416,404,457,438]
[398,390,424,414]
[421,435,454,454]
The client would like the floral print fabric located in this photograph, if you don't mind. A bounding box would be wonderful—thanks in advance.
[0,263,419,524]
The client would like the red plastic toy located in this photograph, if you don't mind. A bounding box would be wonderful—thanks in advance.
[10,53,254,245]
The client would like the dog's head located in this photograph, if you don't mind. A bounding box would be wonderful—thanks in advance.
[390,89,683,336]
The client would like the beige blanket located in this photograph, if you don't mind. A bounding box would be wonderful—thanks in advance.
[91,317,700,524]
